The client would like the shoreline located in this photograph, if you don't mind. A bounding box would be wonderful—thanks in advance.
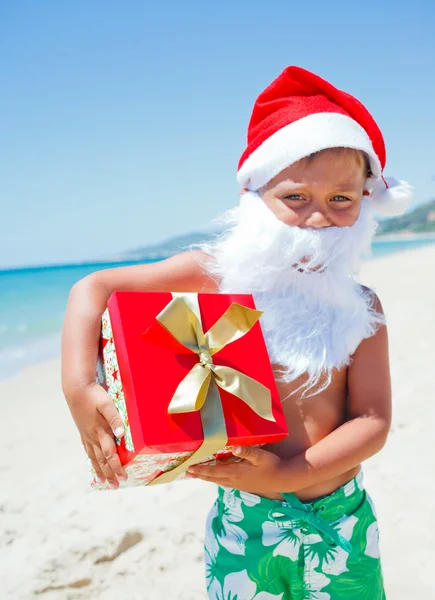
[373,231,435,242]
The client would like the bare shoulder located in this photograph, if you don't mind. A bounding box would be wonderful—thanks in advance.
[85,250,218,294]
[359,284,384,314]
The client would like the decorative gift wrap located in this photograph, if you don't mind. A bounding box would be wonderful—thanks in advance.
[88,291,288,489]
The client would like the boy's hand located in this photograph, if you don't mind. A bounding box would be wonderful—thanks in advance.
[68,383,128,488]
[187,446,283,495]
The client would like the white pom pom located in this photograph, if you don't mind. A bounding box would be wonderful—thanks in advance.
[370,176,414,217]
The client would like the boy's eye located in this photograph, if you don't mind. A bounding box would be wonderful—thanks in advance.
[284,194,305,201]
[331,195,352,203]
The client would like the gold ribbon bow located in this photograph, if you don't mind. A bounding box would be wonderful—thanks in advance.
[147,293,275,485]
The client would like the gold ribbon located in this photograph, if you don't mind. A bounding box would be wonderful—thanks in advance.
[146,293,275,485]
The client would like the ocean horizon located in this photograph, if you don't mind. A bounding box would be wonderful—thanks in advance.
[2,237,435,381]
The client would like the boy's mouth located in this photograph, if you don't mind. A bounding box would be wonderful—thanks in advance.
[294,258,324,273]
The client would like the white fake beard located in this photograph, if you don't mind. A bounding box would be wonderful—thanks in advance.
[201,192,384,397]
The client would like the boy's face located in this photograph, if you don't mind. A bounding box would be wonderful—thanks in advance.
[260,149,366,229]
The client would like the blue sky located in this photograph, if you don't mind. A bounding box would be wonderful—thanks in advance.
[1,0,434,268]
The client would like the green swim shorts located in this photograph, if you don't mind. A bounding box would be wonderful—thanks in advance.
[204,471,385,599]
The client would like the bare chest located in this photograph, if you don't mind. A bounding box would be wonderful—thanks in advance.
[263,366,348,459]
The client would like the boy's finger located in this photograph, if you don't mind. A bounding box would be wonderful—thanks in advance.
[95,388,125,438]
[98,433,128,482]
[188,464,235,478]
[93,444,120,488]
[83,437,106,481]
[232,445,272,466]
[190,473,232,486]
[85,443,106,483]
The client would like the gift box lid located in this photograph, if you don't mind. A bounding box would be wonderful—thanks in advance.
[107,291,288,452]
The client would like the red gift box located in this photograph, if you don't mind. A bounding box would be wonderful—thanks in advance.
[89,291,288,489]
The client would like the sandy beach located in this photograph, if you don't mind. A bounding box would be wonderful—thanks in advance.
[2,245,435,600]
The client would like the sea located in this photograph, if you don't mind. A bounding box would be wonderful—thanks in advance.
[1,238,435,381]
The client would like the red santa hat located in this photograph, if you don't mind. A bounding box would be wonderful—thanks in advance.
[237,66,412,217]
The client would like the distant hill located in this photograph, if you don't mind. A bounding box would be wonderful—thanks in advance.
[376,198,435,235]
[122,230,219,260]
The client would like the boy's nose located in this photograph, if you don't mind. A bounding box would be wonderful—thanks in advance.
[304,211,331,229]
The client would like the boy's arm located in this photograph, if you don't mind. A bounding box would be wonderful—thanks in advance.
[188,293,392,494]
[276,297,391,491]
[62,250,215,488]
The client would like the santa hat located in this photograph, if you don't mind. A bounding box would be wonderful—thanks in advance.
[237,66,412,217]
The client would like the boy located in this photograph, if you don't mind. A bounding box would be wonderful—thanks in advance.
[62,67,412,599]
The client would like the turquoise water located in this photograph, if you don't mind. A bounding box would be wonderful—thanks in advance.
[0,258,159,379]
[1,239,434,379]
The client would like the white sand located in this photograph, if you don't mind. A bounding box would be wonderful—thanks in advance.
[1,245,435,599]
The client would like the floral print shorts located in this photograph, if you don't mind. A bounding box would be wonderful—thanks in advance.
[204,471,385,599]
